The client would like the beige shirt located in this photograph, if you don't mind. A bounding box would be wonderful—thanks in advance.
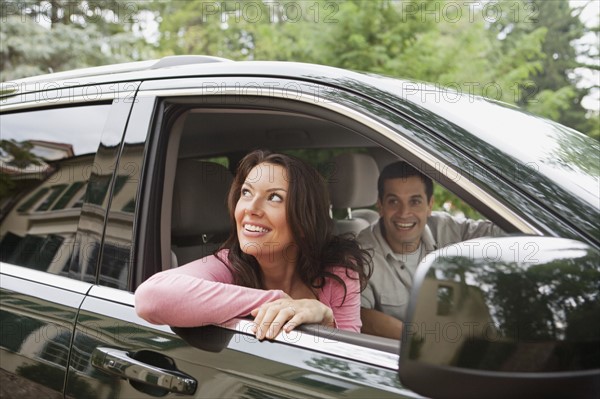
[358,211,504,321]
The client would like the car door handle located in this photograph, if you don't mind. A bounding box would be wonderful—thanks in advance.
[91,347,197,395]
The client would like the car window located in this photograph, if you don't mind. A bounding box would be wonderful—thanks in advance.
[138,98,500,343]
[0,104,111,275]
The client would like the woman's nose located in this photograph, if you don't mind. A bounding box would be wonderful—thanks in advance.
[244,198,264,216]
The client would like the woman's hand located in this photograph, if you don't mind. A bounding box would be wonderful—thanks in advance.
[250,298,335,340]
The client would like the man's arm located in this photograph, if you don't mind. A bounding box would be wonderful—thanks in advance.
[360,307,403,340]
[429,211,505,246]
[461,217,505,240]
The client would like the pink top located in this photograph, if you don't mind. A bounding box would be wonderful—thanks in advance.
[135,250,362,332]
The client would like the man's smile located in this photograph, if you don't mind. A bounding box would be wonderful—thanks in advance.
[393,221,417,230]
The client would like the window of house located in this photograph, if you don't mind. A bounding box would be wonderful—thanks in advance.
[52,181,85,210]
[35,184,68,211]
[16,187,49,213]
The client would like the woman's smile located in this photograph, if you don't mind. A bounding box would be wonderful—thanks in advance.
[243,222,272,235]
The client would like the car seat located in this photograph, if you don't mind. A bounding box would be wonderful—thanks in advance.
[171,159,233,266]
[328,153,380,236]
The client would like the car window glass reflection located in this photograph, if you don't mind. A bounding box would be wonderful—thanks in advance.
[0,104,110,275]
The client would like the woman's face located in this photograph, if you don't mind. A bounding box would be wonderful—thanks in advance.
[234,162,297,263]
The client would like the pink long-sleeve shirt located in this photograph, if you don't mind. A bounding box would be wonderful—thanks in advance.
[135,250,362,332]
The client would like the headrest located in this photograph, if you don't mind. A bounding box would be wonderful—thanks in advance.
[329,153,379,208]
[172,160,233,238]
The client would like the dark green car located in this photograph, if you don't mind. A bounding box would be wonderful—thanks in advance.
[1,56,598,398]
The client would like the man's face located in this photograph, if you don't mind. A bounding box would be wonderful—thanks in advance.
[377,176,433,254]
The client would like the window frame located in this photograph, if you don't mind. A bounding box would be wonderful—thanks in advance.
[131,81,540,365]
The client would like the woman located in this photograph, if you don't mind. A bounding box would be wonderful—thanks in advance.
[135,150,371,339]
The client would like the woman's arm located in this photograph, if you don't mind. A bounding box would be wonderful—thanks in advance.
[135,254,285,327]
[325,268,362,332]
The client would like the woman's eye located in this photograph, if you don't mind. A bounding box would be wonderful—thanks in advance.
[269,193,283,202]
[241,188,251,197]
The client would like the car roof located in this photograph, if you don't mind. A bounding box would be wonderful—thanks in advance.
[0,56,230,87]
[1,55,433,106]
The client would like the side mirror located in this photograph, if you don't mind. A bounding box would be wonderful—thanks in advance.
[399,237,600,399]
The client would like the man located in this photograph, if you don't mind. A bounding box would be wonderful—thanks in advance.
[358,161,504,339]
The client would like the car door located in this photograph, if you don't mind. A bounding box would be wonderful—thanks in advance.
[72,285,412,398]
[0,82,139,398]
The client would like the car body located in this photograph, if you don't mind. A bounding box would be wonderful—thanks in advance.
[1,56,598,398]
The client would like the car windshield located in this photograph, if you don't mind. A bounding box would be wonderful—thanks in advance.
[368,76,600,210]
[426,95,598,209]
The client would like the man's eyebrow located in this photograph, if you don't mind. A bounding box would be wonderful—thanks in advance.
[383,193,424,200]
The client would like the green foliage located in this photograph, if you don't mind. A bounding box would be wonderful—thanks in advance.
[527,86,578,120]
[0,139,40,168]
[489,0,596,136]
[317,0,435,73]
[433,185,482,220]
[0,0,156,81]
[3,0,596,138]
[155,0,597,138]
[583,111,600,141]
[0,139,41,201]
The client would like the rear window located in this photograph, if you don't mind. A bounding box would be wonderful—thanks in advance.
[0,104,111,275]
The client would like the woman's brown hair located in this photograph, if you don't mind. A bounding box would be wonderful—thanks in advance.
[218,149,371,302]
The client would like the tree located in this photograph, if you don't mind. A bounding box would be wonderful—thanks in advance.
[156,0,335,62]
[0,139,43,209]
[315,0,437,73]
[489,0,598,137]
[0,0,156,81]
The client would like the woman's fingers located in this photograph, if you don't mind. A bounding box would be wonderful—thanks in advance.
[264,306,295,339]
[251,304,271,337]
[251,299,334,339]
[251,301,296,340]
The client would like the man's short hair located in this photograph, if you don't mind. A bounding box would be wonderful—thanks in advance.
[377,161,434,201]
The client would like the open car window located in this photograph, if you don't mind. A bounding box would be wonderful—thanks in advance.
[133,95,524,348]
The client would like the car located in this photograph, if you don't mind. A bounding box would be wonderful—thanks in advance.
[1,55,598,399]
